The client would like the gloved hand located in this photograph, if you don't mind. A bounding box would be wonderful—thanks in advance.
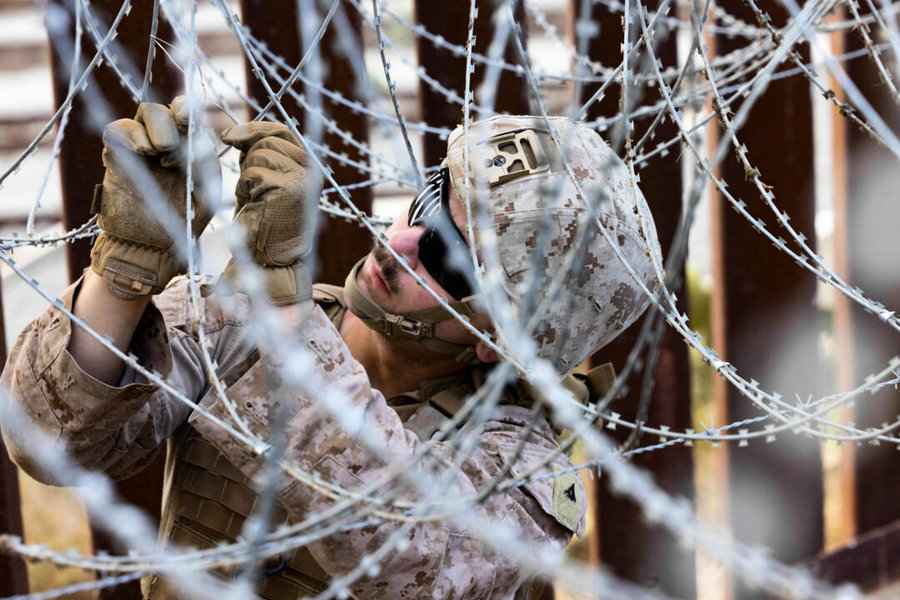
[91,96,220,299]
[219,121,315,306]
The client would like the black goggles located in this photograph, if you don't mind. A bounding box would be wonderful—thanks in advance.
[407,168,476,300]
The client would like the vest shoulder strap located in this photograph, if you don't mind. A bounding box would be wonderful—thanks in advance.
[312,283,347,326]
[312,283,345,306]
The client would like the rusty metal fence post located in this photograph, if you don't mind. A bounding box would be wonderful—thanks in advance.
[240,0,372,286]
[0,283,27,595]
[47,1,180,597]
[712,2,823,597]
[575,1,695,596]
[842,7,900,539]
[48,0,179,281]
[822,7,856,553]
[414,0,529,168]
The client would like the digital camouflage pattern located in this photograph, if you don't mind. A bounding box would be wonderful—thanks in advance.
[445,115,663,373]
[1,275,585,599]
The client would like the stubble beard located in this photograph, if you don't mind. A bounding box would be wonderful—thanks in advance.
[372,244,400,294]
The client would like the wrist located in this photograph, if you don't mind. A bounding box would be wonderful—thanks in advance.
[80,269,153,314]
[268,262,313,307]
[90,232,180,299]
[217,259,312,307]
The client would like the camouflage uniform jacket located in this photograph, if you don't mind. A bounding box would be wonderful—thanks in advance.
[1,275,586,599]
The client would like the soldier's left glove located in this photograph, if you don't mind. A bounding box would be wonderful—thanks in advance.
[219,122,316,306]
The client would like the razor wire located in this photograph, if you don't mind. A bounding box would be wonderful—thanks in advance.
[0,0,868,576]
[0,0,880,544]
[0,0,898,598]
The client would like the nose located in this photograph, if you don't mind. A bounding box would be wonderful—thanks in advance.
[387,225,425,269]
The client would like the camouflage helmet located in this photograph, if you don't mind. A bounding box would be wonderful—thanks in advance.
[443,115,663,373]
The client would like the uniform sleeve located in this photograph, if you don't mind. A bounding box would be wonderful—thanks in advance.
[0,277,212,484]
[189,304,585,599]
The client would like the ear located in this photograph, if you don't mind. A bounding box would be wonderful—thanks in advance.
[474,339,499,364]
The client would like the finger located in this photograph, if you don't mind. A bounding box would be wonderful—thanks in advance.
[246,136,307,167]
[169,95,189,128]
[236,166,285,203]
[242,148,305,174]
[220,122,300,153]
[103,119,154,155]
[170,95,212,129]
[134,102,179,153]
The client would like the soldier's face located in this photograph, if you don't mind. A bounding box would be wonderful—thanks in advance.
[358,189,488,344]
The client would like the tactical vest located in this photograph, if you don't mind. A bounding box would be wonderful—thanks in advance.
[144,285,616,600]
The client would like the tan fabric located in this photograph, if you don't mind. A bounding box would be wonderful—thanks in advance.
[153,430,330,600]
[92,99,218,299]
[1,275,586,599]
[218,122,312,305]
[444,115,663,373]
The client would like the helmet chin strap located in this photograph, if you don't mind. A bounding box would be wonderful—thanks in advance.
[343,257,481,364]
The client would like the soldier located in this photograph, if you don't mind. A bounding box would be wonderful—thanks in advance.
[1,99,661,599]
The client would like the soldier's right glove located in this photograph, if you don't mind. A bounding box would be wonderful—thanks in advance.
[91,97,219,300]
[219,122,315,306]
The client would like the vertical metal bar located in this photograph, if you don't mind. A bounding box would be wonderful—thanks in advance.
[713,2,822,597]
[240,0,372,285]
[47,2,179,597]
[844,5,900,536]
[414,0,529,168]
[48,0,179,281]
[822,6,856,552]
[577,1,694,596]
[0,283,28,595]
[703,26,734,600]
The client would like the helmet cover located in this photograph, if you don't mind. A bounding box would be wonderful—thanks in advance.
[444,115,663,373]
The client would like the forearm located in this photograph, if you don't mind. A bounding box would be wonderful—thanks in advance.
[68,270,152,385]
[1,276,159,483]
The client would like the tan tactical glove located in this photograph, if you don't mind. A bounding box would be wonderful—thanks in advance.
[91,97,219,299]
[219,122,315,306]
